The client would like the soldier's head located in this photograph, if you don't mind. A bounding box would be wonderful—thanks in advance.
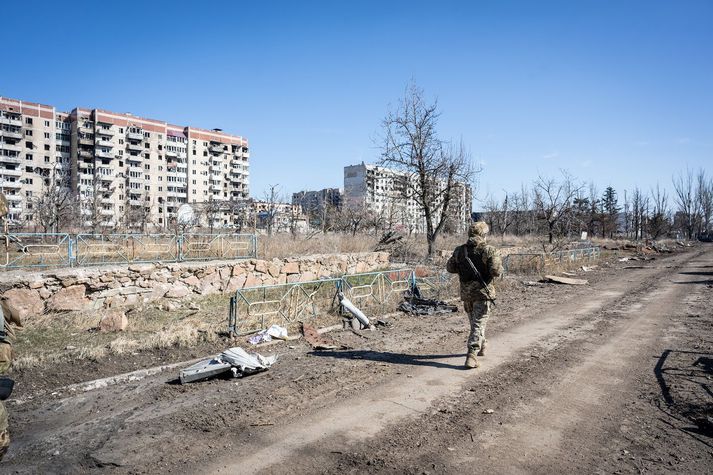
[467,221,489,240]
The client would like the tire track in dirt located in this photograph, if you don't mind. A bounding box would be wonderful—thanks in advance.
[202,250,705,475]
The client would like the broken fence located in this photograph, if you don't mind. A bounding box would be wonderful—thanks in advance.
[0,232,257,270]
[503,246,601,274]
[228,268,458,336]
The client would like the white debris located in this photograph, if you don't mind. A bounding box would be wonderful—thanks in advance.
[179,347,278,384]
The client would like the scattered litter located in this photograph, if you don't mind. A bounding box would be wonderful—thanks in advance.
[561,271,578,277]
[179,347,277,384]
[483,409,495,414]
[581,265,597,272]
[248,332,272,345]
[541,275,588,285]
[301,322,337,350]
[247,324,289,345]
[522,281,542,287]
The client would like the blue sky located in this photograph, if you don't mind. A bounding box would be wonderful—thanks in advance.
[1,1,711,206]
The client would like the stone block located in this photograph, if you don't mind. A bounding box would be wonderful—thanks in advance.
[99,309,128,332]
[47,285,90,312]
[182,275,201,287]
[165,284,190,299]
[283,262,299,274]
[1,288,44,321]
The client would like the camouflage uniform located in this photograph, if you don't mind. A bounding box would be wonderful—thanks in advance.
[0,302,18,461]
[446,222,503,366]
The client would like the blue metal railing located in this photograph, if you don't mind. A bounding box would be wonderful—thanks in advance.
[0,232,258,270]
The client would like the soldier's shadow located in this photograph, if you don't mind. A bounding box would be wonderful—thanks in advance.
[310,349,467,370]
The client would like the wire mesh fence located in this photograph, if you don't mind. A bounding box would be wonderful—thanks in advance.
[503,247,601,274]
[0,232,257,270]
[0,233,72,269]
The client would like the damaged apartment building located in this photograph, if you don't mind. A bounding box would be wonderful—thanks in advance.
[0,96,250,231]
[343,162,472,234]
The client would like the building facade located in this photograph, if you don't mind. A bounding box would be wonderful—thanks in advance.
[343,162,472,234]
[292,188,342,228]
[0,96,249,231]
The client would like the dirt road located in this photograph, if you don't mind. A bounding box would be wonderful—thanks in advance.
[3,245,712,474]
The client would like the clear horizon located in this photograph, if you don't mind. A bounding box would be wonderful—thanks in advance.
[1,0,710,209]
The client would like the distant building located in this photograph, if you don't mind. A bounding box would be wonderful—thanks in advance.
[0,96,250,231]
[292,188,342,228]
[343,162,472,234]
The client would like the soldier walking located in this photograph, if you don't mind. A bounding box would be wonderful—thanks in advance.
[446,222,503,369]
[0,301,19,460]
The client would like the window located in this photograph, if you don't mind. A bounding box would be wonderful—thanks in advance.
[44,156,50,163]
[25,166,33,172]
[25,153,32,161]
[44,132,50,139]
[25,130,32,136]
[44,144,50,151]
[144,164,150,170]
[25,117,33,125]
[119,128,124,133]
[44,120,50,127]
[25,141,32,148]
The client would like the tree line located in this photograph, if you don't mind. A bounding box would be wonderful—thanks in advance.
[482,168,713,244]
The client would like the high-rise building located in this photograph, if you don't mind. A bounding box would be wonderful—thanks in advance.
[292,188,342,228]
[0,96,250,231]
[343,162,472,233]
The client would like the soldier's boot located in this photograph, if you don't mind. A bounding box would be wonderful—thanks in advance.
[478,339,487,357]
[464,350,479,369]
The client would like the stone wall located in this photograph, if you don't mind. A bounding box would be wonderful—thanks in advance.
[0,252,390,321]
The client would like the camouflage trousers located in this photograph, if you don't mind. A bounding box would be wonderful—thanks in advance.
[464,300,491,353]
[0,402,7,461]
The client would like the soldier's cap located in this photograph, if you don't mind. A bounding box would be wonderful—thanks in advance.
[468,221,489,237]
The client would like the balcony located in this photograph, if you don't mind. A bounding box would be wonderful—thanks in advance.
[96,150,113,159]
[96,127,113,137]
[78,149,93,158]
[1,181,22,189]
[98,174,113,182]
[127,131,143,141]
[0,129,22,141]
[101,197,113,204]
[0,116,22,127]
[100,208,114,216]
[165,150,177,158]
[209,144,224,154]
[96,139,113,148]
[209,183,222,191]
[127,155,142,163]
[78,137,93,146]
[128,199,142,206]
[0,142,22,153]
[127,143,143,152]
[0,156,22,164]
[0,168,22,177]
[9,206,22,214]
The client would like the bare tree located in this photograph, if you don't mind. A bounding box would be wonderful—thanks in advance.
[262,184,281,236]
[648,183,670,240]
[201,197,222,235]
[533,170,581,244]
[379,83,475,256]
[672,168,697,239]
[696,169,713,235]
[30,168,78,233]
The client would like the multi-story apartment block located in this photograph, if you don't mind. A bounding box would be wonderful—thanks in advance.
[0,96,249,231]
[292,188,342,228]
[344,162,472,234]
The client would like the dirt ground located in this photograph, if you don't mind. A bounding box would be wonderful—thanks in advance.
[2,244,712,474]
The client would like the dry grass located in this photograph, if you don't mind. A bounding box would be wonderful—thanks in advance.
[12,293,230,371]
